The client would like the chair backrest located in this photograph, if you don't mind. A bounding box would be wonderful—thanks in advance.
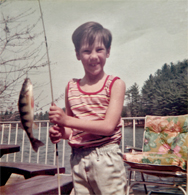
[143,115,188,160]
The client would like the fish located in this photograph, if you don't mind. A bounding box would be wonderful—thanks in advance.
[18,78,44,152]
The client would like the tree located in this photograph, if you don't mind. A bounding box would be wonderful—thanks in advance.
[142,74,159,115]
[141,59,188,116]
[0,2,48,114]
[43,111,49,120]
[125,83,141,117]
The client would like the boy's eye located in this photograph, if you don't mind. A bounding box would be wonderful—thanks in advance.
[83,49,90,53]
[97,48,104,52]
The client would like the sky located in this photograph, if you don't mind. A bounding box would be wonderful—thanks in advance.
[1,0,188,112]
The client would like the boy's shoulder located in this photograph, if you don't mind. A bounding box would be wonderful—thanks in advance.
[107,75,125,89]
[68,78,80,83]
[108,75,120,80]
[107,75,121,85]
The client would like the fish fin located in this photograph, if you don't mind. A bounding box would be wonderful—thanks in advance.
[31,96,34,108]
[20,123,24,129]
[31,139,44,152]
[33,122,38,129]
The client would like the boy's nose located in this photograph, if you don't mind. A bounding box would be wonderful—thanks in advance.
[90,51,98,60]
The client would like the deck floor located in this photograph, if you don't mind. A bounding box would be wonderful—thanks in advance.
[5,173,186,195]
[70,188,146,195]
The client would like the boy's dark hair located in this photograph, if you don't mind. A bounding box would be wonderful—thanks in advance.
[72,22,112,52]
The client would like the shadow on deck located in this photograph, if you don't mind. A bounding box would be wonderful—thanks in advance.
[4,170,186,195]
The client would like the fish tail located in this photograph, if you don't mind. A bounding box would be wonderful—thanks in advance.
[31,138,44,152]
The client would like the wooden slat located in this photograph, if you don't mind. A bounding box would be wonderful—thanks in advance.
[0,175,73,195]
[0,144,20,157]
[0,162,65,186]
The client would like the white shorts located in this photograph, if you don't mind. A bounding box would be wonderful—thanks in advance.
[70,144,127,195]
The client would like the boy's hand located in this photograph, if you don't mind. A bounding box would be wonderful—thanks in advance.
[49,105,67,126]
[49,125,64,144]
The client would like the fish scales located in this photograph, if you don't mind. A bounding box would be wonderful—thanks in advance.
[18,78,44,152]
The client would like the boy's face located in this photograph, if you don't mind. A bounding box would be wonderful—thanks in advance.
[76,38,110,77]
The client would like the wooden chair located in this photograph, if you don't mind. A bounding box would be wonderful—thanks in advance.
[123,115,188,195]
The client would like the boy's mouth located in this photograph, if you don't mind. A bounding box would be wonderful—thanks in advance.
[90,64,98,67]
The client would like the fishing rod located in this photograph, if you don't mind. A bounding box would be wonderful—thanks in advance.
[38,1,61,194]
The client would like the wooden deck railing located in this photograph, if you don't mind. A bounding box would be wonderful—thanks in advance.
[0,120,66,167]
[0,117,145,166]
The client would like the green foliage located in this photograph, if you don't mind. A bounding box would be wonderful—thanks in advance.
[125,83,142,117]
[124,59,188,117]
[34,111,49,120]
[141,59,188,116]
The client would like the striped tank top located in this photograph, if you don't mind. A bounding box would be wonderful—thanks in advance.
[67,75,122,149]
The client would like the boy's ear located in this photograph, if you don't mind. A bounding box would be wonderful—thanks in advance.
[76,50,81,60]
[106,47,111,58]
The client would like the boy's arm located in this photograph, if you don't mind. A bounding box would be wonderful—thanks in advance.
[49,79,125,136]
[63,86,73,138]
[49,87,73,143]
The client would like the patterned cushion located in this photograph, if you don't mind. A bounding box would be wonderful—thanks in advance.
[143,115,188,159]
[123,115,188,172]
[123,152,186,171]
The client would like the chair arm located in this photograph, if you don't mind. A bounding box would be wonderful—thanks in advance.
[125,145,142,152]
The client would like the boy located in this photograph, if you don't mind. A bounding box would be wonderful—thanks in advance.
[49,21,127,194]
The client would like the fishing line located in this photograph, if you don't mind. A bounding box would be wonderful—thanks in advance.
[38,1,61,195]
[38,0,54,103]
